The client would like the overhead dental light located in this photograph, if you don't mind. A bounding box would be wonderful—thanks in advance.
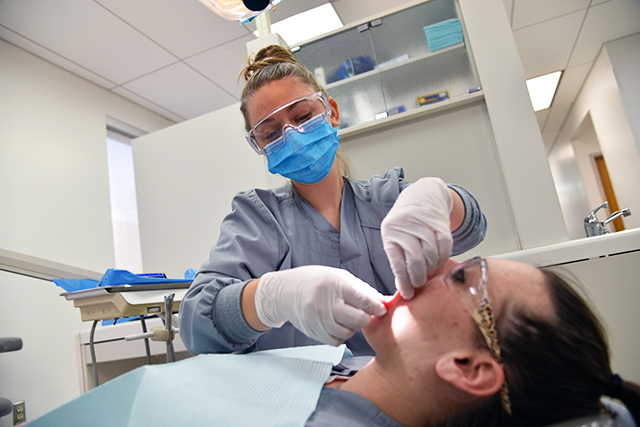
[199,0,283,24]
[242,0,270,11]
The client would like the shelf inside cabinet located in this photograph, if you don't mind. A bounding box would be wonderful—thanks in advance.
[337,90,484,141]
[324,42,466,91]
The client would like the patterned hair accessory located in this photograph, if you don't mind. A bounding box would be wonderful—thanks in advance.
[604,374,625,399]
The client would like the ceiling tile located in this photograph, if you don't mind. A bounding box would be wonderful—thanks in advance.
[512,0,590,31]
[568,0,640,68]
[121,62,238,119]
[0,0,177,84]
[553,62,592,106]
[95,0,253,59]
[186,34,254,101]
[111,87,184,123]
[0,26,116,89]
[543,102,573,133]
[2,0,637,128]
[513,10,586,79]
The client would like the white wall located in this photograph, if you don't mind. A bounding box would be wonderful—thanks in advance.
[572,114,607,213]
[341,101,521,257]
[0,39,173,424]
[0,39,173,271]
[0,271,87,427]
[548,40,640,239]
[546,250,640,384]
[132,103,269,278]
[547,139,590,239]
[606,33,640,155]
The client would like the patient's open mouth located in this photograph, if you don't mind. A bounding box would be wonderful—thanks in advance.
[382,291,401,310]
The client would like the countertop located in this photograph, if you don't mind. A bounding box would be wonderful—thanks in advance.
[493,228,640,267]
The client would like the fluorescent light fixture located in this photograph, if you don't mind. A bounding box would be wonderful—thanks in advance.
[253,3,343,46]
[526,71,562,112]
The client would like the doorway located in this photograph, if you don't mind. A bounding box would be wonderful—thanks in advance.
[593,155,624,232]
[571,114,627,234]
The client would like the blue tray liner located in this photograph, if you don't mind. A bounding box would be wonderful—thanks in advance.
[53,268,195,292]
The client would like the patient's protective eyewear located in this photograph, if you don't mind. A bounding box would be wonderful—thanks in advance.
[245,91,332,155]
[444,257,513,415]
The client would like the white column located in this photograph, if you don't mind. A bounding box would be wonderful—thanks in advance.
[460,0,569,249]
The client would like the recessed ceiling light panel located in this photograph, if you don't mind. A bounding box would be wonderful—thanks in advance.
[526,71,563,112]
[253,3,343,46]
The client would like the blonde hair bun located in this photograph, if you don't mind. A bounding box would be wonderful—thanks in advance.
[241,45,298,82]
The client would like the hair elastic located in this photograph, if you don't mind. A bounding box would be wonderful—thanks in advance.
[604,374,625,399]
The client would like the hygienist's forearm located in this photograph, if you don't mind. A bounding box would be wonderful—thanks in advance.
[449,188,465,232]
[241,279,271,332]
[449,184,487,255]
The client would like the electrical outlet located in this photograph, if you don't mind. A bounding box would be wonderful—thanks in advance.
[13,401,25,426]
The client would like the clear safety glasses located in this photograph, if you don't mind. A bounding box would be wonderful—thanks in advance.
[444,257,513,416]
[245,91,332,155]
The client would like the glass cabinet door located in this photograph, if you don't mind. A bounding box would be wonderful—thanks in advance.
[293,25,386,129]
[293,0,479,131]
[369,0,479,117]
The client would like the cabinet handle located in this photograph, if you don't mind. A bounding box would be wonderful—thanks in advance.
[357,23,369,33]
[370,19,383,28]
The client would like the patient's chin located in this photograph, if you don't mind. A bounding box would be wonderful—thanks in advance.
[362,309,390,349]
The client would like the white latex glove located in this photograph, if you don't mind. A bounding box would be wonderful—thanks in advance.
[381,177,453,299]
[254,265,387,346]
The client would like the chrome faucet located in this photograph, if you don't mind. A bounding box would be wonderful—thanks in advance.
[584,201,632,237]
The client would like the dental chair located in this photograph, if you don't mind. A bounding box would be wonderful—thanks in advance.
[0,337,23,419]
[601,399,636,427]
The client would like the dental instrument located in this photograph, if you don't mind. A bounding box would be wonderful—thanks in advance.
[62,282,190,386]
[123,293,179,360]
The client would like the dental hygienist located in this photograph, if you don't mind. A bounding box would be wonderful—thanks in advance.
[179,45,487,356]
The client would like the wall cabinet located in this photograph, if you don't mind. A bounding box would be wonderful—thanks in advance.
[292,0,479,131]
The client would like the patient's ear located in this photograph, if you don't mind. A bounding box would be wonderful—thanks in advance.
[435,351,504,397]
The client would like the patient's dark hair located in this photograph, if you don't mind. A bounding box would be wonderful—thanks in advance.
[437,269,640,427]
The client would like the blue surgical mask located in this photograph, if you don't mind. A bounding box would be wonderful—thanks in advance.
[265,114,339,184]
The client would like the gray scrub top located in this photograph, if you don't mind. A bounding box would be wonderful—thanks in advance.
[306,387,402,427]
[179,167,487,356]
[306,391,637,427]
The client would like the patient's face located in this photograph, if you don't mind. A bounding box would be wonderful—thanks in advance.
[365,258,551,365]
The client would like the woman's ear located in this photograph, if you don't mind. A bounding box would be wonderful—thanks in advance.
[327,96,341,127]
[435,351,504,397]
